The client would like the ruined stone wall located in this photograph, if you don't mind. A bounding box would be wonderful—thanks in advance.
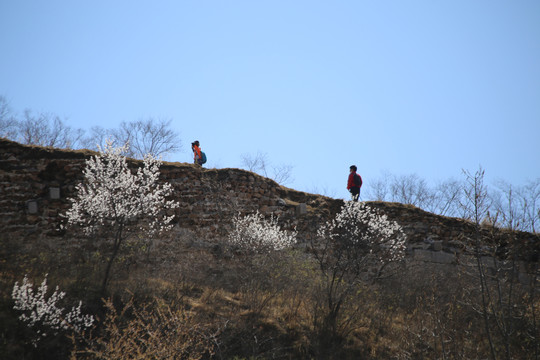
[1,138,537,271]
[0,138,340,243]
[368,202,538,270]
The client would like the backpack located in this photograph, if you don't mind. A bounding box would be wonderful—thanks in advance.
[200,151,207,164]
[353,173,362,187]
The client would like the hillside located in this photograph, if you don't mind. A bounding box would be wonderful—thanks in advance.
[1,137,536,263]
[1,137,538,359]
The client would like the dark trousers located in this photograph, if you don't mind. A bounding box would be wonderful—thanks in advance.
[350,187,360,201]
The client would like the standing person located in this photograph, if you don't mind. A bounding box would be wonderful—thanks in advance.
[347,165,362,201]
[191,140,202,165]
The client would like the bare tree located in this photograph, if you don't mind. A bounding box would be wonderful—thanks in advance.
[114,118,181,159]
[83,118,181,159]
[366,170,539,233]
[17,110,84,148]
[462,167,540,359]
[0,95,18,139]
[241,151,294,186]
[367,172,436,209]
[241,151,269,174]
[2,100,182,160]
[491,178,540,233]
[461,167,491,223]
[430,178,463,217]
[521,178,540,233]
[491,180,522,230]
[81,126,111,151]
[307,184,337,198]
[461,166,498,359]
[271,164,294,186]
[367,171,391,201]
[389,173,433,207]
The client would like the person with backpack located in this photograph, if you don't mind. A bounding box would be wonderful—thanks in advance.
[347,165,362,201]
[191,140,206,166]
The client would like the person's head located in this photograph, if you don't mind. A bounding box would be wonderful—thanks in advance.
[191,140,200,148]
[350,165,357,172]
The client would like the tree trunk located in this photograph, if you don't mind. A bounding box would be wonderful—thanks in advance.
[101,225,124,294]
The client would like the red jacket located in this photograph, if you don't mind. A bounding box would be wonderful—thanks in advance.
[192,145,201,160]
[347,172,362,190]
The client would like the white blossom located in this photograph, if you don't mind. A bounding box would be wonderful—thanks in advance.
[228,211,297,253]
[12,275,94,344]
[65,140,179,236]
[318,201,406,262]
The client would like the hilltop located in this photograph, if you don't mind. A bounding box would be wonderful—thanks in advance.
[1,137,538,359]
[1,137,536,264]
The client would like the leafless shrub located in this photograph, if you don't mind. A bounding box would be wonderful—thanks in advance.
[72,298,215,359]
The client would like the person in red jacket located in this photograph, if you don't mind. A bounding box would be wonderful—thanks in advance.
[191,140,202,165]
[347,165,362,201]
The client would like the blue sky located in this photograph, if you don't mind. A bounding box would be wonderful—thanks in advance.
[1,0,539,200]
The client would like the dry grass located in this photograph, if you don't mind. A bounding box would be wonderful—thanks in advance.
[2,229,539,359]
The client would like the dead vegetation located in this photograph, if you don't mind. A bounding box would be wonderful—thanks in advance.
[1,224,538,360]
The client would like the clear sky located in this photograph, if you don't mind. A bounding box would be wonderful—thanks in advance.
[1,0,539,200]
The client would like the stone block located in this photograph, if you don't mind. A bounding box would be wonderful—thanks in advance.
[296,203,307,216]
[27,200,38,214]
[431,251,455,264]
[49,187,61,199]
[414,249,455,264]
[414,249,432,262]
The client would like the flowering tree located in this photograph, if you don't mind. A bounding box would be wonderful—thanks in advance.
[12,274,94,346]
[317,201,406,265]
[227,212,297,314]
[65,141,179,293]
[228,211,297,254]
[311,201,406,350]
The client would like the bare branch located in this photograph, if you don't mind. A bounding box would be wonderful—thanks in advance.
[17,110,83,148]
[84,118,181,159]
[241,151,293,185]
[0,95,18,139]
